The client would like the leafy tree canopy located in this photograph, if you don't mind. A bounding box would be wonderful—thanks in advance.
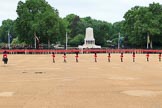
[15,0,63,48]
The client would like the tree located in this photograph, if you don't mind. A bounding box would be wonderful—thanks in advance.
[0,19,15,43]
[123,3,162,48]
[63,14,81,38]
[111,21,124,48]
[93,21,112,47]
[15,0,62,48]
[69,34,84,46]
[63,15,113,47]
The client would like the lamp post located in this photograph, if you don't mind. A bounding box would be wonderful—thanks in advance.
[118,32,120,49]
[8,31,11,49]
[66,32,68,50]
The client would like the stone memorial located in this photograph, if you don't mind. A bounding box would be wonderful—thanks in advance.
[78,27,101,48]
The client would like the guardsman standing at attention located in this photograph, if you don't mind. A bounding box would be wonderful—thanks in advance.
[146,52,149,62]
[52,52,55,63]
[2,50,8,64]
[120,53,123,62]
[108,53,111,62]
[94,52,97,62]
[159,52,161,62]
[63,53,67,63]
[132,52,135,62]
[75,52,79,63]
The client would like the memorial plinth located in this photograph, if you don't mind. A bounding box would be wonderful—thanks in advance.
[78,27,101,48]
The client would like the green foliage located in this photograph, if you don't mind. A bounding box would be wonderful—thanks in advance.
[63,14,81,38]
[123,3,162,48]
[69,34,84,46]
[1,1,162,49]
[64,15,113,47]
[0,19,15,43]
[112,21,124,39]
[0,42,7,49]
[11,37,20,44]
[15,0,63,47]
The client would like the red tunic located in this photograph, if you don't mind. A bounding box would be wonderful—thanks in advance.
[3,54,7,58]
[107,53,111,58]
[63,55,66,59]
[146,54,149,58]
[120,54,123,58]
[52,54,55,58]
[75,55,78,58]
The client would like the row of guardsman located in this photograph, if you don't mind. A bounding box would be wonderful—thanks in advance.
[1,49,162,64]
[51,52,162,63]
[1,49,162,54]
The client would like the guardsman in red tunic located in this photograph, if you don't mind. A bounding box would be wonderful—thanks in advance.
[52,52,55,63]
[108,53,111,62]
[146,52,149,62]
[132,52,135,62]
[94,52,97,62]
[2,50,8,64]
[63,53,67,63]
[159,52,161,62]
[120,53,123,62]
[75,52,79,63]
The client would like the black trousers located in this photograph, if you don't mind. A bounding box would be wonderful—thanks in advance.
[2,58,8,64]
